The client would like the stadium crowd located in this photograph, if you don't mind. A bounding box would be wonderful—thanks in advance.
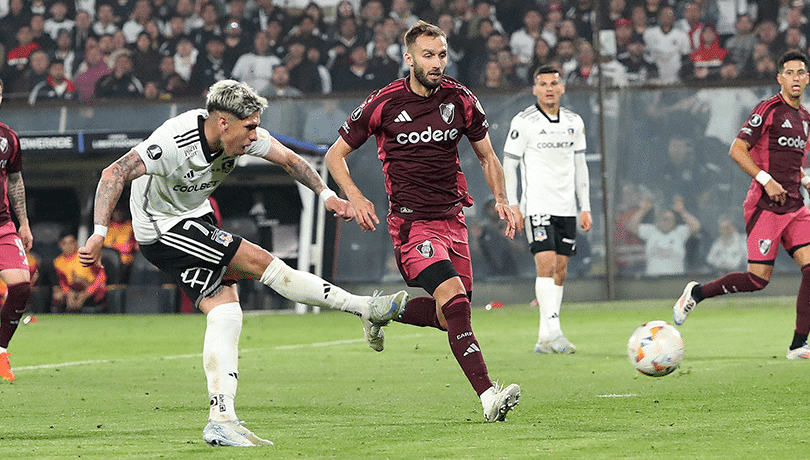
[0,0,798,103]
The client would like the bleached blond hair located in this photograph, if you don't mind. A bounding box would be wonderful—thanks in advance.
[205,80,268,119]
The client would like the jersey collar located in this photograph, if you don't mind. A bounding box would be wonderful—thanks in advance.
[198,114,223,163]
[535,103,560,123]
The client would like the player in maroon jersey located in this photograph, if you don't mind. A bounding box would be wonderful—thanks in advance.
[673,51,810,360]
[325,21,520,421]
[0,78,34,381]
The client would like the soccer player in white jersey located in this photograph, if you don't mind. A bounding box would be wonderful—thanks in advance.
[502,65,592,354]
[78,80,408,447]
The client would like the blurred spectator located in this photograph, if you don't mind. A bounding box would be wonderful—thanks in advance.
[612,18,634,61]
[602,0,629,30]
[642,0,663,26]
[629,4,648,37]
[285,14,326,59]
[643,5,689,84]
[475,198,520,278]
[259,64,301,98]
[706,215,746,273]
[682,25,730,81]
[390,0,419,30]
[554,38,577,75]
[557,18,579,43]
[190,3,221,51]
[461,22,502,84]
[367,32,400,84]
[307,47,331,94]
[159,16,188,57]
[251,0,291,35]
[331,44,380,93]
[174,0,201,32]
[0,44,15,87]
[172,36,197,82]
[437,13,462,78]
[303,2,329,38]
[543,2,564,48]
[131,31,161,84]
[109,0,136,25]
[360,0,385,35]
[43,1,74,41]
[0,0,32,47]
[110,30,128,57]
[780,27,806,55]
[97,33,115,65]
[222,21,249,69]
[70,10,93,58]
[755,20,779,56]
[231,30,281,95]
[744,52,777,81]
[284,40,321,94]
[480,59,510,89]
[327,17,362,71]
[265,19,287,58]
[151,0,173,26]
[93,3,119,37]
[28,58,75,104]
[11,48,48,93]
[567,0,595,40]
[143,20,164,53]
[30,14,55,54]
[122,0,153,44]
[157,55,190,98]
[188,36,231,96]
[565,40,596,85]
[7,26,41,74]
[95,50,144,98]
[509,8,543,69]
[104,207,137,274]
[495,48,521,86]
[143,80,159,99]
[627,194,701,277]
[524,38,554,80]
[619,34,659,85]
[615,183,647,277]
[725,13,757,76]
[74,45,110,100]
[334,0,358,26]
[417,0,445,26]
[675,1,704,51]
[51,231,107,313]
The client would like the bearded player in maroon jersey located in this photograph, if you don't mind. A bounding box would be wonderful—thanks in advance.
[0,78,34,381]
[674,51,810,360]
[325,21,520,421]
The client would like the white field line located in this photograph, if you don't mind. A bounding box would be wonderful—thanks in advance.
[15,334,426,371]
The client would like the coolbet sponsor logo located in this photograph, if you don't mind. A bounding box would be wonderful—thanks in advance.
[536,141,575,149]
[396,126,459,144]
[173,180,219,192]
[777,135,806,149]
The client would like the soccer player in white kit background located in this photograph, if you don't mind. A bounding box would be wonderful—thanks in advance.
[502,65,592,354]
[78,80,408,446]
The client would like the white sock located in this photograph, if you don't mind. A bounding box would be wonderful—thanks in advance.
[204,302,241,422]
[548,284,564,337]
[260,258,368,318]
[479,385,496,409]
[0,347,7,354]
[535,277,556,341]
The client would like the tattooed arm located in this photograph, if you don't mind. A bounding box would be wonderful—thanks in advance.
[79,149,147,266]
[262,135,354,221]
[7,171,32,251]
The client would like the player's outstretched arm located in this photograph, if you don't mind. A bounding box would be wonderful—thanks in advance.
[471,135,515,239]
[324,137,379,232]
[262,135,354,221]
[79,149,146,267]
[7,171,32,251]
[729,138,787,205]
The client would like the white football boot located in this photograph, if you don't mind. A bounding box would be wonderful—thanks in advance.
[203,420,273,447]
[367,290,408,325]
[673,281,699,326]
[361,317,385,352]
[483,381,521,422]
[786,343,810,360]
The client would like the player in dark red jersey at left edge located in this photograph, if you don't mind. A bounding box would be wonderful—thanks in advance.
[0,78,35,381]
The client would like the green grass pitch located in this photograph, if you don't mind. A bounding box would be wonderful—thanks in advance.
[1,295,808,459]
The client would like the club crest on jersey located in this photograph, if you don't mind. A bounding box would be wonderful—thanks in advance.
[417,240,434,258]
[0,137,7,154]
[758,239,772,255]
[440,103,455,124]
[147,144,163,160]
[749,114,762,127]
[212,229,234,247]
[568,128,575,136]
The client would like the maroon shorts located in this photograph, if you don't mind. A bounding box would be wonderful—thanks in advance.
[388,213,473,292]
[744,204,810,262]
[0,221,29,271]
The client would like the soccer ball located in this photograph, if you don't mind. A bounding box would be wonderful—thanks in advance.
[627,320,685,377]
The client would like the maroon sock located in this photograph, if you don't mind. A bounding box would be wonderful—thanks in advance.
[700,272,768,300]
[795,265,810,336]
[442,293,492,396]
[0,282,30,349]
[396,296,445,330]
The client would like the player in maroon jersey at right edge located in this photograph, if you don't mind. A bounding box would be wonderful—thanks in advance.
[325,21,520,422]
[0,78,34,381]
[673,50,810,360]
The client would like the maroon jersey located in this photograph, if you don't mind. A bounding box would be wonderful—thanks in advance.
[738,93,810,214]
[339,75,489,220]
[0,121,22,227]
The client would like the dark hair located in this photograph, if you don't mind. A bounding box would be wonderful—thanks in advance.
[778,50,810,72]
[533,64,560,80]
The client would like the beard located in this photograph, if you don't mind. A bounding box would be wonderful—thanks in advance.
[413,63,443,90]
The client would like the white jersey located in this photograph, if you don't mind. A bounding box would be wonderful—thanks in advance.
[503,104,589,217]
[130,108,272,244]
